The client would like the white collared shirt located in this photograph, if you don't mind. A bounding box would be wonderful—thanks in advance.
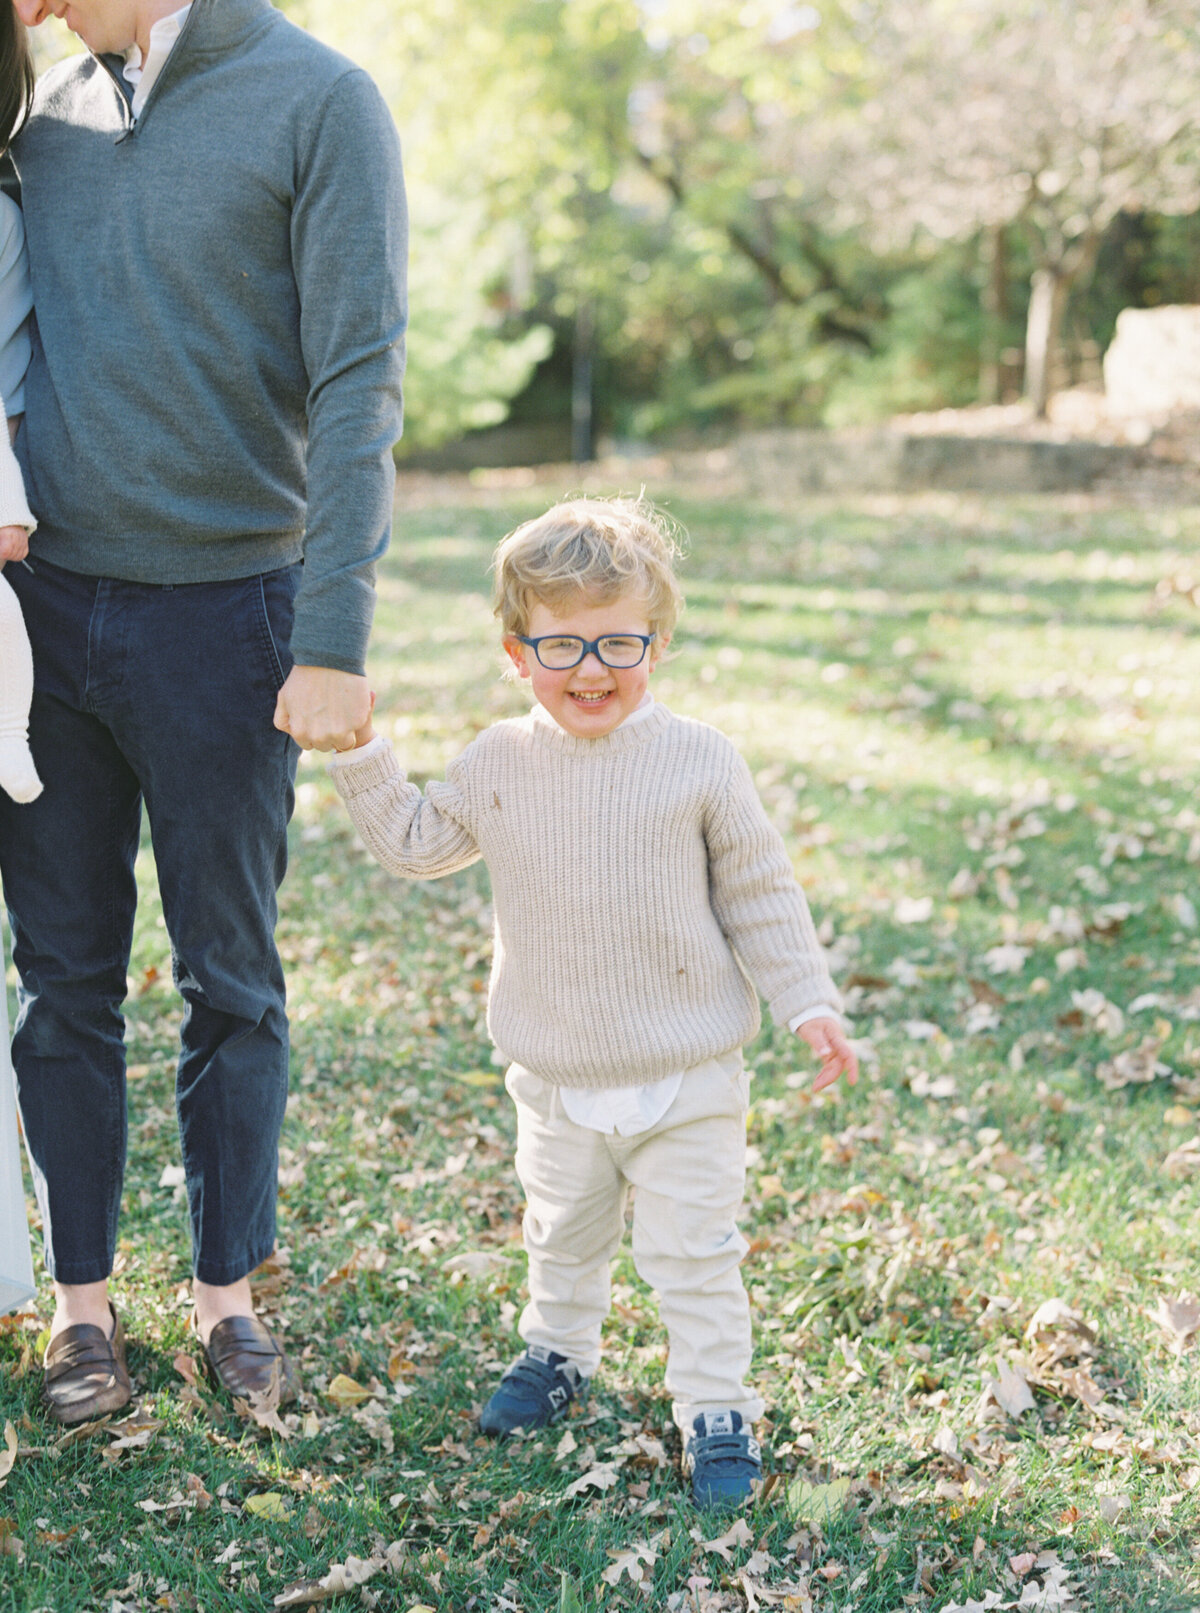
[122,4,192,119]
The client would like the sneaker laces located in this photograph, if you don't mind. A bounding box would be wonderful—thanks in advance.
[685,1411,762,1473]
[503,1345,583,1406]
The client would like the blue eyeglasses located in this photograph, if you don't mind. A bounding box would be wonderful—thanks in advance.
[515,632,656,670]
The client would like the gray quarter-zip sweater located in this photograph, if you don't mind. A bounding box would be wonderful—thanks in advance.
[13,0,407,674]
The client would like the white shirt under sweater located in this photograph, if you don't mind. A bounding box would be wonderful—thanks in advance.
[332,697,841,1126]
[122,5,192,119]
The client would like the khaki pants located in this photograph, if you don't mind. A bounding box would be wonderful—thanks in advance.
[506,1050,764,1428]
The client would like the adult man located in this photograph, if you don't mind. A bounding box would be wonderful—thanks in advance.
[0,0,406,1421]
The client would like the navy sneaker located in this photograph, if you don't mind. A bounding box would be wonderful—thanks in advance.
[683,1410,762,1507]
[479,1345,587,1437]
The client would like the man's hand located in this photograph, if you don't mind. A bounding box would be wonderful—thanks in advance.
[797,1016,859,1094]
[273,665,372,752]
[0,525,30,569]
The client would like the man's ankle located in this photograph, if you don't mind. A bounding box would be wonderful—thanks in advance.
[50,1280,113,1341]
[192,1276,255,1343]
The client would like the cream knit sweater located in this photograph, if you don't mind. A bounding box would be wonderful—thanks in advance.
[333,703,841,1088]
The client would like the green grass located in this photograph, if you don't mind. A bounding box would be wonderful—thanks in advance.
[3,479,1200,1612]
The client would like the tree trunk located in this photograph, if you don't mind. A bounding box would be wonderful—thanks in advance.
[1024,264,1072,418]
[571,301,595,464]
[979,224,1009,406]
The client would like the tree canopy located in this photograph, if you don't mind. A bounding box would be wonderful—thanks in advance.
[29,2,1200,446]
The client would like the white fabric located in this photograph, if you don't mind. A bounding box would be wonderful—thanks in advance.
[0,577,41,803]
[0,389,33,534]
[559,1072,684,1137]
[559,999,839,1136]
[542,696,837,1130]
[0,381,41,804]
[123,5,193,118]
[329,733,387,767]
[507,1050,764,1427]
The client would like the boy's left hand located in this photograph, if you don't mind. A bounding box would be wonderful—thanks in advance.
[797,1016,859,1093]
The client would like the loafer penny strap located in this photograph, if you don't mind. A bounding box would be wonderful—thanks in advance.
[44,1319,130,1390]
[204,1315,285,1372]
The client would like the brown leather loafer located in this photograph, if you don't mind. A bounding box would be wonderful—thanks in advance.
[192,1313,300,1406]
[43,1305,132,1425]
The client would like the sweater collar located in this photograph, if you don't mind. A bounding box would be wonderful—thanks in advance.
[163,0,276,51]
[524,700,674,756]
[99,0,275,88]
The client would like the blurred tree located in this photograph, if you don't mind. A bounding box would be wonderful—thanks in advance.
[614,1,895,427]
[283,0,605,450]
[287,0,904,445]
[26,1,1189,444]
[829,0,1200,415]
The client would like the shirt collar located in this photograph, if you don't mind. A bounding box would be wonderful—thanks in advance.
[123,3,192,77]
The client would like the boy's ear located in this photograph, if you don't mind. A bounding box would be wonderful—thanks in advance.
[649,633,670,669]
[502,636,531,679]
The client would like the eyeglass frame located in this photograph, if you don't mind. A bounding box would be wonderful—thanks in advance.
[513,631,657,670]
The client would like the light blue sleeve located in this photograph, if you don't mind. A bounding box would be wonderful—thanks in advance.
[0,194,32,418]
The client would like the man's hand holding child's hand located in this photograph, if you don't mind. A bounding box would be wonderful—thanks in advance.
[798,1017,858,1093]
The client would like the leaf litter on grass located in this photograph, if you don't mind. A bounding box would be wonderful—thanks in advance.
[4,489,1200,1610]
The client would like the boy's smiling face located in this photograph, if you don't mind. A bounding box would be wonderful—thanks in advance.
[504,596,665,738]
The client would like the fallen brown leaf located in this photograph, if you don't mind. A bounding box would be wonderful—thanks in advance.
[980,1361,1037,1421]
[173,1351,203,1389]
[234,1359,292,1437]
[1150,1294,1200,1351]
[326,1373,372,1410]
[1163,1136,1200,1178]
[694,1515,754,1560]
[563,1463,620,1498]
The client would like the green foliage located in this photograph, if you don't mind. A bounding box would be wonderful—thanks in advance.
[399,191,554,449]
[557,1570,585,1612]
[823,247,993,424]
[1080,209,1200,352]
[29,1,1200,444]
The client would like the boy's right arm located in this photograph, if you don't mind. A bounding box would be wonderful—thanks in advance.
[329,734,483,880]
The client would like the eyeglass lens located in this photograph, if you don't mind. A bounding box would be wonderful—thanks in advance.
[538,636,647,668]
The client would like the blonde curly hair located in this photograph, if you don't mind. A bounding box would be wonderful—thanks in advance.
[492,495,684,640]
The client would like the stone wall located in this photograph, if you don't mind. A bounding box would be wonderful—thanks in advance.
[733,428,1145,496]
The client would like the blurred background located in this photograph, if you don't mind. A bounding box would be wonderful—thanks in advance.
[28,0,1200,470]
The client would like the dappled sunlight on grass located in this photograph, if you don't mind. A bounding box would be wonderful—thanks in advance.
[2,486,1198,1611]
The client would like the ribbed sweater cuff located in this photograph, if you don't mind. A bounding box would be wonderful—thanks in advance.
[328,735,403,797]
[770,980,843,1029]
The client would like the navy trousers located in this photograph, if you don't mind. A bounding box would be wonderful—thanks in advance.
[0,556,300,1286]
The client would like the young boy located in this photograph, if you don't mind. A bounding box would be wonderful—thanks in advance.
[330,497,856,1507]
